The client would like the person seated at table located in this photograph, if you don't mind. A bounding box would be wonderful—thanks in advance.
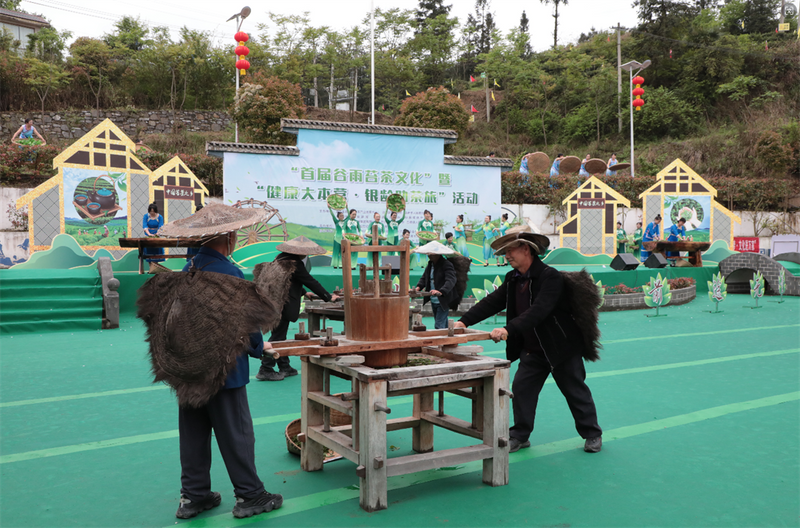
[640,214,661,263]
[143,203,165,272]
[666,217,692,258]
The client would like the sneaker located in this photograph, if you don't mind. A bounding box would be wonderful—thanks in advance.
[584,437,602,453]
[509,437,530,453]
[175,492,221,519]
[233,491,283,519]
[279,366,298,377]
[256,368,284,381]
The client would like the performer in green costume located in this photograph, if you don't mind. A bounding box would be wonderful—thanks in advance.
[403,229,420,268]
[631,221,643,261]
[493,213,511,266]
[453,214,469,258]
[416,209,435,268]
[366,212,387,245]
[385,208,404,256]
[345,209,362,265]
[481,215,496,266]
[328,207,346,268]
[615,222,627,254]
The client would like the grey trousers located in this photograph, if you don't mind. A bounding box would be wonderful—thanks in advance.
[178,386,265,500]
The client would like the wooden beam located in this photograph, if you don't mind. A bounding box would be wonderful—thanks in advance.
[387,369,496,392]
[349,244,404,253]
[308,425,359,465]
[420,410,482,440]
[385,445,494,477]
[388,378,483,398]
[307,391,353,417]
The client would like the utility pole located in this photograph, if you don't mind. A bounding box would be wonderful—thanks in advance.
[611,23,625,133]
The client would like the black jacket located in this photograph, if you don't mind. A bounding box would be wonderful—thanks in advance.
[277,253,332,322]
[416,257,457,308]
[459,257,587,366]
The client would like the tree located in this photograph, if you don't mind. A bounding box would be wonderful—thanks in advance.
[69,38,113,110]
[415,0,452,33]
[408,13,458,88]
[104,16,151,52]
[474,0,496,55]
[394,86,468,149]
[230,73,306,145]
[0,0,22,10]
[540,0,569,48]
[633,0,696,37]
[24,57,70,120]
[25,27,71,63]
[518,11,532,57]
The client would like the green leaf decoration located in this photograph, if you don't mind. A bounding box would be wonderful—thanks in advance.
[595,277,605,309]
[493,276,503,289]
[483,279,493,292]
[392,275,400,292]
[777,268,787,296]
[643,273,672,308]
[749,270,765,299]
[707,272,728,303]
[472,288,487,302]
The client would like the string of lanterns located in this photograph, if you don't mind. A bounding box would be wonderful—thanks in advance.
[632,75,645,111]
[234,31,250,76]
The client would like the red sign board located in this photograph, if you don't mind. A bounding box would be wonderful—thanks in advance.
[577,198,605,209]
[734,237,759,253]
[164,185,194,200]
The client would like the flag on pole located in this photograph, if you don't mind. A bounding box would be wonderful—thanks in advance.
[405,90,411,96]
[494,79,500,88]
[470,105,477,113]
[470,75,476,82]
[491,91,495,101]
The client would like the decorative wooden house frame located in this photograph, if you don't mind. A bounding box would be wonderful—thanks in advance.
[151,156,209,225]
[639,159,740,247]
[558,176,631,256]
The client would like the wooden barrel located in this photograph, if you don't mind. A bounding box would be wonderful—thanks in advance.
[346,294,409,342]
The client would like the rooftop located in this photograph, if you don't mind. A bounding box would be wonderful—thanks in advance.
[0,8,50,27]
[281,118,459,144]
[206,142,300,157]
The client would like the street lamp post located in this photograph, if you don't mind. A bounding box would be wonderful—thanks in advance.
[620,59,650,178]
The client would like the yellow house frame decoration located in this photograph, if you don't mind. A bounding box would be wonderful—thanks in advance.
[558,176,631,256]
[639,159,740,247]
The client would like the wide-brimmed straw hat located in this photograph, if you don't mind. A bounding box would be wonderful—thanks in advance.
[276,236,326,256]
[157,203,266,239]
[413,240,455,255]
[491,226,550,256]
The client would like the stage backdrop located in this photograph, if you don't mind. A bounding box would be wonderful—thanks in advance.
[220,125,504,252]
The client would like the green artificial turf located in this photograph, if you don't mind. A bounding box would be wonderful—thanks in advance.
[0,295,798,528]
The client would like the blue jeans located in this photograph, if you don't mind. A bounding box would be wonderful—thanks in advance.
[431,302,449,329]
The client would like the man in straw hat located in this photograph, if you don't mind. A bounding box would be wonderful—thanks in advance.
[413,240,458,329]
[155,204,284,519]
[455,226,603,454]
[256,236,340,381]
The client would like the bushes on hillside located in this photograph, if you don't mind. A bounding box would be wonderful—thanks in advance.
[394,87,469,141]
[230,73,306,146]
[0,144,59,184]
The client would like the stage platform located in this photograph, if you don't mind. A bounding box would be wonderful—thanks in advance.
[0,295,797,527]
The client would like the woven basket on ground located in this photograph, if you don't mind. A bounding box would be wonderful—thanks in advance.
[285,405,351,463]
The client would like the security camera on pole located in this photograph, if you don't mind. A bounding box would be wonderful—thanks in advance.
[227,7,251,143]
[620,59,651,178]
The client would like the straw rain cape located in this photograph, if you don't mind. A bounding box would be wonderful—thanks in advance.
[136,271,282,408]
[559,270,602,362]
[252,259,297,312]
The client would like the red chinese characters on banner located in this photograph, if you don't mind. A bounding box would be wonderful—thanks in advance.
[734,237,760,253]
[577,198,606,209]
[164,185,194,201]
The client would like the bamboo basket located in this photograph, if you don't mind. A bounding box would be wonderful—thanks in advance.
[285,405,351,463]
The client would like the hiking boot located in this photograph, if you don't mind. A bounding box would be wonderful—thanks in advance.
[175,492,221,519]
[279,366,298,377]
[509,437,530,453]
[256,368,284,381]
[584,437,602,453]
[232,491,283,519]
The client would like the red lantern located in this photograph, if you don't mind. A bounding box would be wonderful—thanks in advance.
[236,59,251,75]
[235,45,249,57]
[631,75,645,111]
[234,31,249,44]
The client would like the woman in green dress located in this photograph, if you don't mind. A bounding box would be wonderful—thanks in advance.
[345,209,362,265]
[492,213,511,265]
[328,206,347,268]
[366,212,387,245]
[403,229,420,268]
[453,214,469,258]
[616,221,627,254]
[416,209,435,268]
[385,208,404,256]
[631,221,643,261]
[480,215,495,267]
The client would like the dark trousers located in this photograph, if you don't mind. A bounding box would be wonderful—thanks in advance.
[510,350,602,442]
[261,317,291,370]
[431,302,449,329]
[179,386,265,500]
